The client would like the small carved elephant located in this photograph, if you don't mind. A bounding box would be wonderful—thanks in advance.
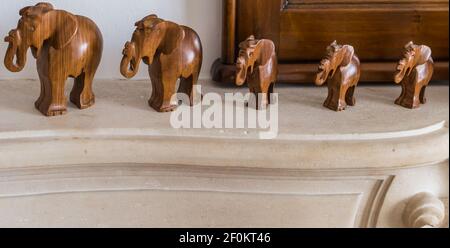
[120,15,203,112]
[4,2,103,116]
[394,41,434,109]
[315,41,361,112]
[235,35,278,109]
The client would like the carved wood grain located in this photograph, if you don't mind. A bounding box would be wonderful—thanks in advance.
[236,0,282,55]
[279,3,449,61]
[222,0,237,64]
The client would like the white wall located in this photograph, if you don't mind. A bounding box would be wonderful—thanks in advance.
[0,0,222,80]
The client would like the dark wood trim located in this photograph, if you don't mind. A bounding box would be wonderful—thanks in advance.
[236,0,282,54]
[284,0,449,9]
[211,58,236,83]
[222,0,237,64]
[212,59,449,84]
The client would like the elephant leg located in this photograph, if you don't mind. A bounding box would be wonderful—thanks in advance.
[244,84,255,108]
[191,72,202,104]
[327,86,346,112]
[178,76,193,98]
[337,86,348,111]
[148,73,164,111]
[410,86,422,109]
[323,86,332,108]
[249,79,264,110]
[258,81,271,109]
[38,78,67,116]
[148,70,160,111]
[178,74,201,106]
[70,72,96,109]
[420,86,427,104]
[35,73,48,110]
[325,86,341,111]
[161,77,178,112]
[254,91,260,110]
[149,73,178,112]
[345,86,356,106]
[268,82,275,105]
[395,84,406,106]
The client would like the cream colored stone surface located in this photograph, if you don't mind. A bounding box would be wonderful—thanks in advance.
[443,198,449,228]
[0,79,448,228]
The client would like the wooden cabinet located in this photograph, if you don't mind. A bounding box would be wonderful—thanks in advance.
[212,0,449,83]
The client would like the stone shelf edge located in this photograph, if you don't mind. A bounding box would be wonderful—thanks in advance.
[0,80,448,228]
[0,80,448,170]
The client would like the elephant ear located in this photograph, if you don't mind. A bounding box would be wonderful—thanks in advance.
[136,14,159,29]
[47,10,78,50]
[416,45,432,65]
[160,21,185,55]
[19,6,32,16]
[20,3,53,16]
[34,2,54,12]
[341,45,355,66]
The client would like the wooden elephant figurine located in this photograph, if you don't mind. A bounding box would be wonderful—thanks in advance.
[394,41,434,109]
[315,41,361,112]
[3,2,103,116]
[235,36,277,109]
[120,15,203,112]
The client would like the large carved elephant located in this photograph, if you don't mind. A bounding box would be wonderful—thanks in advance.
[4,2,103,116]
[394,42,434,109]
[120,15,203,112]
[315,41,361,111]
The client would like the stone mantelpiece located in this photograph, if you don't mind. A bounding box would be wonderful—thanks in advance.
[0,80,448,228]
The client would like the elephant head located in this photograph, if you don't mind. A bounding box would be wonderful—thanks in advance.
[235,35,259,86]
[394,42,433,84]
[4,2,78,72]
[315,41,355,86]
[120,15,185,78]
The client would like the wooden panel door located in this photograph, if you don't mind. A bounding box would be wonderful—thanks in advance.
[212,0,449,83]
[279,0,449,62]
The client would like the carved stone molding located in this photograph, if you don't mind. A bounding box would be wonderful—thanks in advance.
[403,192,446,228]
[443,198,449,228]
[0,163,394,228]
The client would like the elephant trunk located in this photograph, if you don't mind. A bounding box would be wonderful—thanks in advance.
[315,59,331,86]
[120,55,141,79]
[235,65,248,86]
[4,29,27,73]
[395,58,412,84]
[120,42,141,79]
[236,56,252,86]
[394,68,407,84]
